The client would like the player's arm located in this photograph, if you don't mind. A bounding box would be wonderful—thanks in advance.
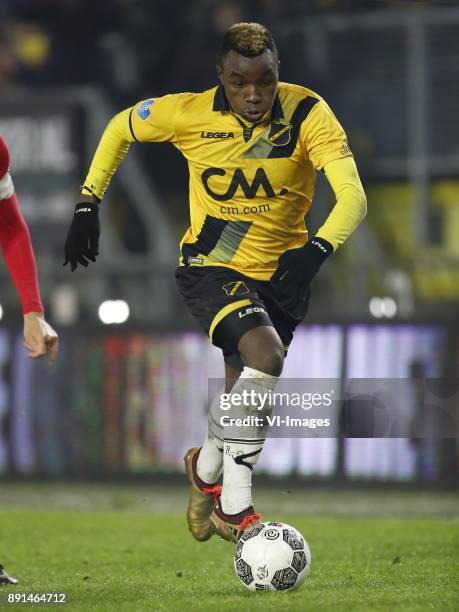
[0,136,58,364]
[271,99,366,291]
[64,95,181,271]
[316,156,367,249]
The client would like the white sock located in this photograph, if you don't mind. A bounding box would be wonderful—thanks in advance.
[221,439,264,514]
[196,387,224,485]
[220,367,278,515]
[196,432,223,485]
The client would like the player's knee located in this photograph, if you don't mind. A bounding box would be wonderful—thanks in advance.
[238,327,284,377]
[256,346,284,377]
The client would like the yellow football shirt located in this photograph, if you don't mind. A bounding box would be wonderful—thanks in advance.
[82,82,353,280]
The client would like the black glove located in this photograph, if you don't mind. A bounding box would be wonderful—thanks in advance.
[63,202,100,271]
[270,237,333,309]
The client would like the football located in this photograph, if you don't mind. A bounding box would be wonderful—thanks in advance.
[234,521,311,592]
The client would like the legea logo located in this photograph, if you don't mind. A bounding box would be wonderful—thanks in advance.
[238,306,267,319]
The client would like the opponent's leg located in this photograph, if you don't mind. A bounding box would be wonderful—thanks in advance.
[211,325,283,542]
[0,564,18,584]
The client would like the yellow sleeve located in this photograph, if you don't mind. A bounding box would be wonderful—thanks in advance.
[129,94,182,143]
[315,156,367,251]
[81,94,183,201]
[81,108,132,201]
[301,99,353,170]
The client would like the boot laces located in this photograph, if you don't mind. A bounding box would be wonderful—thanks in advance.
[239,513,262,531]
[202,485,222,502]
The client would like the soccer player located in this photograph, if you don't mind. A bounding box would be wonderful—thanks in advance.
[0,135,58,585]
[64,23,366,544]
[0,135,58,364]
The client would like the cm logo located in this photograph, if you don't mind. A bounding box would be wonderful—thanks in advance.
[202,167,286,201]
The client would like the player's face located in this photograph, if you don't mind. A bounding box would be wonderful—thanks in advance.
[217,49,279,123]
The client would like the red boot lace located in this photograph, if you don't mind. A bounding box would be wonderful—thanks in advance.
[202,485,222,502]
[239,513,262,531]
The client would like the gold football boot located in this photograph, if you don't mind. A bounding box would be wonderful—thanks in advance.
[184,447,222,541]
[210,504,262,544]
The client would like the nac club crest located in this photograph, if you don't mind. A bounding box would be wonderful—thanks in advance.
[268,122,293,147]
[222,281,250,296]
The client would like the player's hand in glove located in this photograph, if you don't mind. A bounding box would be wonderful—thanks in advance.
[63,202,100,271]
[270,237,333,311]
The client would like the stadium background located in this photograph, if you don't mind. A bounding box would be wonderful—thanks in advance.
[0,0,458,488]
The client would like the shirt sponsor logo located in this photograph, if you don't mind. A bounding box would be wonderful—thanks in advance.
[220,203,271,215]
[137,99,154,121]
[202,167,275,201]
[201,132,234,139]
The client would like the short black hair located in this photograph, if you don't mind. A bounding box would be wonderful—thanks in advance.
[220,22,278,64]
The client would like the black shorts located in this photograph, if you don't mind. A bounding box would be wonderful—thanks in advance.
[175,265,310,372]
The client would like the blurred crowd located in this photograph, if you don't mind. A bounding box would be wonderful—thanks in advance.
[0,0,409,96]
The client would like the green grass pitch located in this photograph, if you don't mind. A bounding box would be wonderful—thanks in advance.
[0,484,458,611]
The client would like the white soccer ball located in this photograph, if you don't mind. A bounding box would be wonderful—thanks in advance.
[234,521,311,592]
